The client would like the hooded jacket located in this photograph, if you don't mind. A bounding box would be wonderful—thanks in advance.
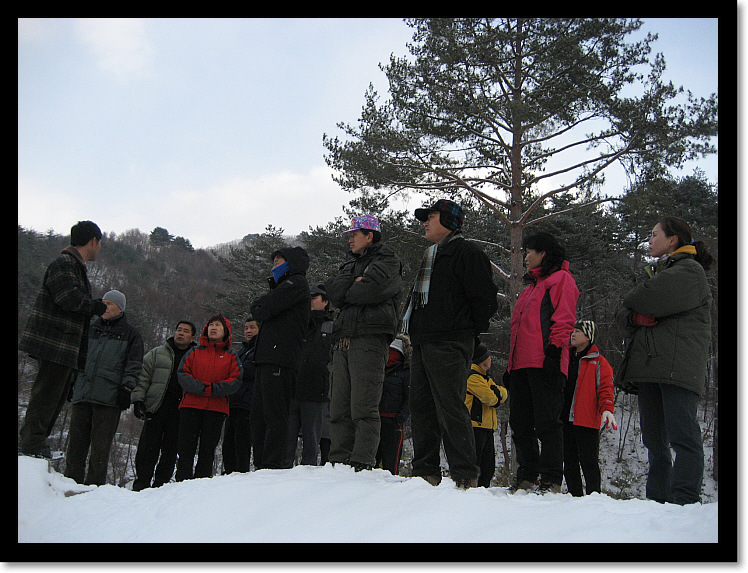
[251,246,310,371]
[615,250,712,396]
[508,260,579,377]
[325,241,403,342]
[70,312,144,408]
[177,315,243,416]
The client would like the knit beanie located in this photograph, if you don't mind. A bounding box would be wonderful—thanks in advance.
[574,320,596,345]
[472,343,491,365]
[102,290,126,312]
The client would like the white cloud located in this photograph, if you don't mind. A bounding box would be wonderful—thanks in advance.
[154,166,352,249]
[18,178,81,236]
[74,18,153,81]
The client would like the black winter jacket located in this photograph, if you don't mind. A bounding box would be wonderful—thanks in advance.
[229,337,257,411]
[295,309,334,402]
[325,242,403,342]
[407,234,498,345]
[251,247,310,372]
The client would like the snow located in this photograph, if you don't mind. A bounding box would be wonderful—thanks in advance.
[18,455,719,545]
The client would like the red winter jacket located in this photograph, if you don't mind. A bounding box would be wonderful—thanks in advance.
[508,261,579,377]
[177,315,243,416]
[569,345,615,429]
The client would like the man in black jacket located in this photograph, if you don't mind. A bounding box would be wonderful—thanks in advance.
[325,215,403,471]
[250,246,310,469]
[403,200,498,489]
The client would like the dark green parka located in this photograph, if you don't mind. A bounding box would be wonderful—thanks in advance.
[325,241,403,342]
[615,249,712,396]
[70,312,144,407]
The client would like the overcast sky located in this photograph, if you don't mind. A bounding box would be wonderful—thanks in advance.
[18,18,719,249]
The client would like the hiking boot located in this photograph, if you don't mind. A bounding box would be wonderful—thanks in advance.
[420,475,442,487]
[535,480,562,495]
[19,445,53,460]
[507,477,538,494]
[352,462,373,472]
[454,477,478,490]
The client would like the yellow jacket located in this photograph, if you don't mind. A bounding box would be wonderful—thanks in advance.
[465,364,508,430]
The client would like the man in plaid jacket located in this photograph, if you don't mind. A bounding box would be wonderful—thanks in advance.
[19,221,108,460]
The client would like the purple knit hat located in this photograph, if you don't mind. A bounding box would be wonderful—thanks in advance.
[342,215,381,234]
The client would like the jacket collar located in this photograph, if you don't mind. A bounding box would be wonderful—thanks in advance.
[578,344,600,360]
[61,245,85,266]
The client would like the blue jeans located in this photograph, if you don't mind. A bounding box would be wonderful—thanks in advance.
[638,382,704,504]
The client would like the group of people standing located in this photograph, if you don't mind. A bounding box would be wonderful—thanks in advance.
[18,204,714,505]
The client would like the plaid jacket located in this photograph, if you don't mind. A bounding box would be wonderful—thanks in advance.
[19,246,102,370]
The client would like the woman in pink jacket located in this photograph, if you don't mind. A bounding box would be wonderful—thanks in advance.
[506,232,579,494]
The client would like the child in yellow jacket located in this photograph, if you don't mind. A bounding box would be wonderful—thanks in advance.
[465,344,508,487]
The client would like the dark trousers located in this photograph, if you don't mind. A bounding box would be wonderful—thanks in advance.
[329,336,388,467]
[638,382,704,505]
[19,359,76,454]
[376,416,404,475]
[473,427,496,487]
[563,421,601,496]
[509,367,565,485]
[64,402,121,486]
[133,401,181,491]
[175,408,226,481]
[286,399,326,466]
[251,365,295,469]
[223,407,252,473]
[409,339,478,481]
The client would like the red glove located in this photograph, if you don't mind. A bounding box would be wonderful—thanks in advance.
[631,312,658,327]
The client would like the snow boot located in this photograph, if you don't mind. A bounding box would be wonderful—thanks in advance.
[508,477,538,494]
[420,475,442,487]
[454,477,478,490]
[535,479,562,495]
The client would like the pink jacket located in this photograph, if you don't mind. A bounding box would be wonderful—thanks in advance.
[508,261,579,376]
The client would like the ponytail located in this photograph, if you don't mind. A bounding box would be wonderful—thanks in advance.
[692,240,715,271]
[658,216,715,272]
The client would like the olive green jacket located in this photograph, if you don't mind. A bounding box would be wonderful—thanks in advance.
[615,250,712,396]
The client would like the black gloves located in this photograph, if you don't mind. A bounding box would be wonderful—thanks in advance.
[133,401,146,420]
[543,345,562,378]
[117,386,132,410]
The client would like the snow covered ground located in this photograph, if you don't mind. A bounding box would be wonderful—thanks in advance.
[18,455,721,548]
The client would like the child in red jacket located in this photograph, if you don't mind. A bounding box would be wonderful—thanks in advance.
[562,320,616,496]
[176,314,242,481]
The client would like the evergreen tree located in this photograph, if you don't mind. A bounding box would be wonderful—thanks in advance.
[323,18,718,307]
[213,225,289,321]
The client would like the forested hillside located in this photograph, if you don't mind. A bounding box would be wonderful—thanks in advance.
[17,170,718,499]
